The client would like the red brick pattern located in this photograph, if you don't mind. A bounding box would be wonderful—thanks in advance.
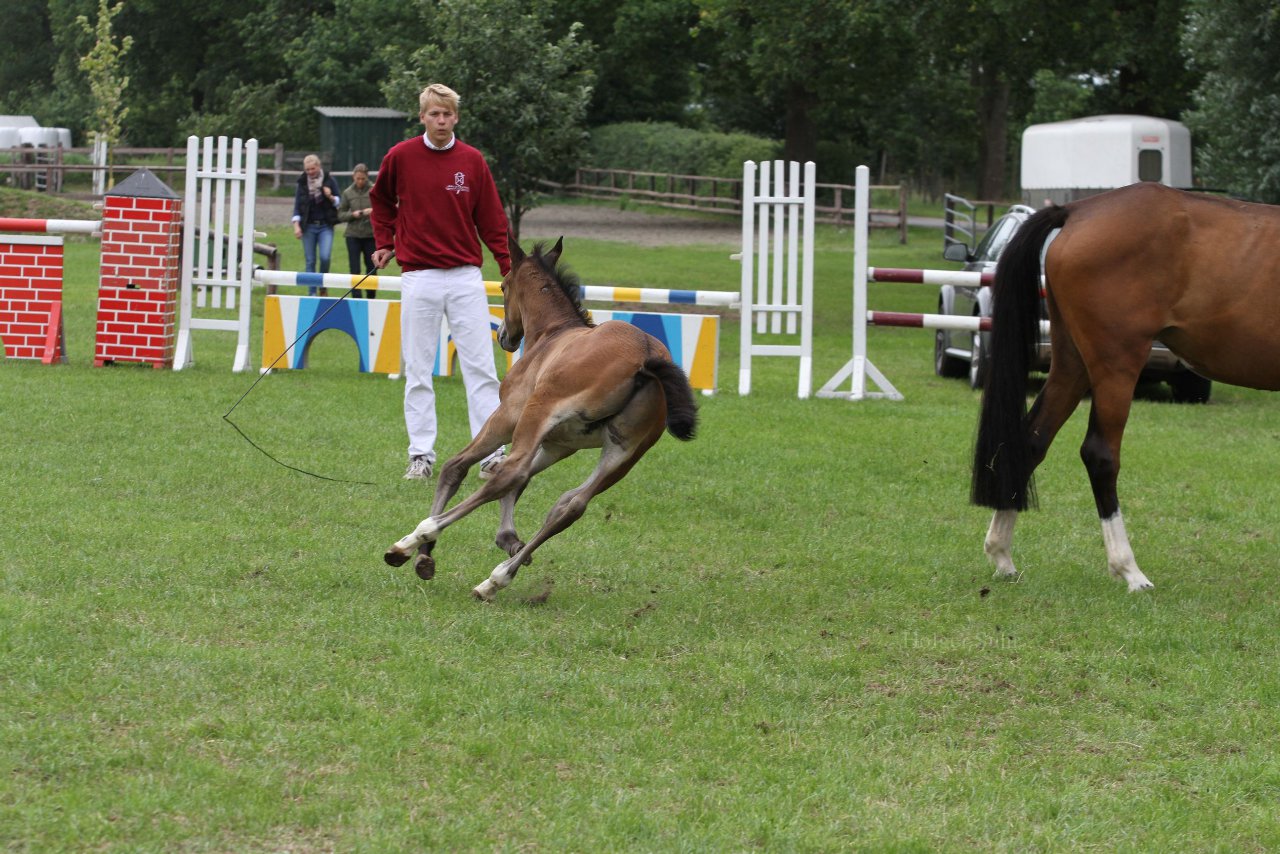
[0,235,65,361]
[93,196,183,368]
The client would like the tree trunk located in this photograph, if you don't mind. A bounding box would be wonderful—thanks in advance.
[974,62,1010,200]
[506,202,523,246]
[783,82,818,165]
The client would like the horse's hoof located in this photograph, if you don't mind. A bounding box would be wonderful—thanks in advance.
[472,580,498,602]
[414,553,436,580]
[496,535,525,558]
[384,547,411,568]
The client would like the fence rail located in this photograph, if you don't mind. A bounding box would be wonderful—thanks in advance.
[550,167,908,242]
[1,148,910,241]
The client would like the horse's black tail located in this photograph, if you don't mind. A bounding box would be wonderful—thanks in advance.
[644,357,698,441]
[971,204,1070,511]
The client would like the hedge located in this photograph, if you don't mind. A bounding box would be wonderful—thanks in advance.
[585,122,782,179]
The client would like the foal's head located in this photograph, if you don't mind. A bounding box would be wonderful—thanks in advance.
[497,236,592,351]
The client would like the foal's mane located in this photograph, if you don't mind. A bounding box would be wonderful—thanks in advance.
[530,242,594,327]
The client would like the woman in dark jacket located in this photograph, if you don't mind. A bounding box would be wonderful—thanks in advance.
[292,153,341,295]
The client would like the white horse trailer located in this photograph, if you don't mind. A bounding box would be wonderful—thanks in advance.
[1020,114,1192,206]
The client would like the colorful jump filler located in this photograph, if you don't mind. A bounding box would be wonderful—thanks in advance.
[260,292,720,391]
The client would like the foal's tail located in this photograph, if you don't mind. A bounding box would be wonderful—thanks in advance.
[644,357,698,441]
[971,204,1070,511]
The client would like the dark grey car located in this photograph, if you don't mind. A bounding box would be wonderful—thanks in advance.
[937,198,1212,402]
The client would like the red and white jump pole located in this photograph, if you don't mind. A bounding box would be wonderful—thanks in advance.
[0,216,104,365]
[0,218,101,236]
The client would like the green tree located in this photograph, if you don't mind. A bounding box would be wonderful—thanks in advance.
[77,0,132,184]
[695,0,878,165]
[550,0,701,126]
[910,0,1117,199]
[384,0,595,240]
[110,0,418,146]
[0,1,56,113]
[1085,0,1198,118]
[1183,0,1280,201]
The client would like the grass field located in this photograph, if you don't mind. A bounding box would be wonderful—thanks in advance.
[3,199,1279,851]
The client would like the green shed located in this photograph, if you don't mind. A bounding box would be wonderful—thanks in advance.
[314,106,413,179]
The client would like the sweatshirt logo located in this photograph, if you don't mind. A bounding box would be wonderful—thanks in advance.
[447,172,470,194]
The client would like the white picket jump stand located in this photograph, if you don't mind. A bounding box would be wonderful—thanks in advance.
[737,160,816,398]
[174,135,259,372]
[817,164,903,401]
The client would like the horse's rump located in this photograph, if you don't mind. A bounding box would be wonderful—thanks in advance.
[1044,184,1280,389]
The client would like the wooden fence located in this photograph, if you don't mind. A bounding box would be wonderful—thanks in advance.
[1,148,910,242]
[548,167,908,242]
[0,144,371,192]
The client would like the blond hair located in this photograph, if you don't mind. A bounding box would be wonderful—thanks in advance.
[419,83,460,115]
[303,153,321,168]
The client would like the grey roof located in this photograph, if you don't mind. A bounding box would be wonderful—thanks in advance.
[313,106,409,119]
[0,115,39,128]
[106,167,179,199]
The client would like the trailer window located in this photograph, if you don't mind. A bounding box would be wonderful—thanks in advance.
[1138,149,1163,182]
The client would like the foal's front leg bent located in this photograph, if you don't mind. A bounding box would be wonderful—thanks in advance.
[384,412,516,572]
[384,516,441,567]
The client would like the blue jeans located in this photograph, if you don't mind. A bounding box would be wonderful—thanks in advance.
[301,222,334,295]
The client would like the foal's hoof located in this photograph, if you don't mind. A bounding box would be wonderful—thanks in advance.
[384,547,411,568]
[414,553,436,580]
[496,534,526,558]
[472,579,499,602]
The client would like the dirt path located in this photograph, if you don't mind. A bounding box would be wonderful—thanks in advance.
[254,196,741,247]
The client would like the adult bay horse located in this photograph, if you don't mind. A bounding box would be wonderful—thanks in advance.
[972,182,1280,591]
[384,237,698,601]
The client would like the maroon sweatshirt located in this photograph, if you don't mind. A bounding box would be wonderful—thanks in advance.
[370,136,510,275]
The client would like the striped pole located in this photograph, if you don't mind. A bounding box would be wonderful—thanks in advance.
[869,267,992,287]
[0,217,102,236]
[252,270,741,308]
[868,267,1045,290]
[867,311,1050,335]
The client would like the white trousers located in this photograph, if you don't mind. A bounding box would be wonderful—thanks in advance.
[400,266,501,462]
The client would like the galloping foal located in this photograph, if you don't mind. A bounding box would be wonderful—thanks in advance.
[384,237,698,601]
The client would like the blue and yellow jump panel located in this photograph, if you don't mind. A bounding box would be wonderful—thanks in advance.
[263,295,402,374]
[587,309,718,392]
[262,295,720,391]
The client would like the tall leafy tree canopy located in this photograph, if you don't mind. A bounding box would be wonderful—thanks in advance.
[1183,0,1280,201]
[0,0,1276,199]
[384,0,596,238]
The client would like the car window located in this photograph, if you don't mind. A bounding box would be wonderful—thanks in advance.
[973,215,1022,264]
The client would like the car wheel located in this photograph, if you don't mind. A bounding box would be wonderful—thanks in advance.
[968,330,989,390]
[1169,370,1212,404]
[935,329,967,378]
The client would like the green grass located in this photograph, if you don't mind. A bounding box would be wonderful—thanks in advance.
[3,200,1279,851]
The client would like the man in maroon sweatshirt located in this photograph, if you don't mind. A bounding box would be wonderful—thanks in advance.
[371,83,510,481]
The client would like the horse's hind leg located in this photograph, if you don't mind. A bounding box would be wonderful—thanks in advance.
[1080,378,1153,592]
[472,445,645,601]
[986,349,1091,580]
[494,446,573,558]
[473,412,664,602]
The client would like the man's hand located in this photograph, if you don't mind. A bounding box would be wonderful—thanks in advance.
[372,248,393,269]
